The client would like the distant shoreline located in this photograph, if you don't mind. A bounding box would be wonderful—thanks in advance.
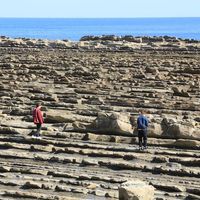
[0,35,200,52]
[1,34,200,42]
[0,34,199,42]
[0,18,200,41]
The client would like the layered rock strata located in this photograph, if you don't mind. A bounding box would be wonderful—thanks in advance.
[0,36,199,200]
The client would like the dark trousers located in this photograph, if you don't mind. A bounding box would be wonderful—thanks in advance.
[35,123,42,137]
[138,129,147,148]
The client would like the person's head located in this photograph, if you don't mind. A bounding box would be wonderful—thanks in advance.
[36,102,41,108]
[139,109,145,115]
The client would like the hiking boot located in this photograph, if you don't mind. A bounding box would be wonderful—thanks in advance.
[143,146,148,149]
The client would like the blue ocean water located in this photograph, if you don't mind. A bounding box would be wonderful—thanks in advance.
[0,18,200,41]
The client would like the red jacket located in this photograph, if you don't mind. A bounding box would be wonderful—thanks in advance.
[33,107,44,124]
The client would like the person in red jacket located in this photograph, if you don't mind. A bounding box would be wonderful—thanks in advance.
[33,102,44,138]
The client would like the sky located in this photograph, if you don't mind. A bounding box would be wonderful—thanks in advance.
[0,0,200,18]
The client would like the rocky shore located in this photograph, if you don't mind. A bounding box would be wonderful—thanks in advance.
[0,35,200,200]
[1,35,200,51]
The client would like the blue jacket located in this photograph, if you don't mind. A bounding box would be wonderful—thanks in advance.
[137,115,148,129]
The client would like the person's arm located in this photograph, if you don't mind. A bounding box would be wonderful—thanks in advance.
[33,109,36,118]
[137,117,139,128]
[145,117,148,127]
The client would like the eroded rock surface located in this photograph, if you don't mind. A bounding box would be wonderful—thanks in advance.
[0,36,200,200]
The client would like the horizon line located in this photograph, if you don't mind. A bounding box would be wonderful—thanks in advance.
[0,16,200,19]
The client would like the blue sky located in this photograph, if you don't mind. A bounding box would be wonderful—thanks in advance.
[1,0,200,18]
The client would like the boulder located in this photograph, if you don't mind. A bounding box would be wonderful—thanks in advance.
[119,180,154,200]
[88,112,133,136]
[148,123,163,137]
[22,181,42,189]
[145,66,159,75]
[161,118,200,140]
[194,117,200,122]
[172,86,190,97]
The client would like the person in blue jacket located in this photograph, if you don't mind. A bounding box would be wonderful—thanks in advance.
[137,109,149,150]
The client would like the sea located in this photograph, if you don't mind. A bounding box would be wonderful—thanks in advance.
[0,18,200,41]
